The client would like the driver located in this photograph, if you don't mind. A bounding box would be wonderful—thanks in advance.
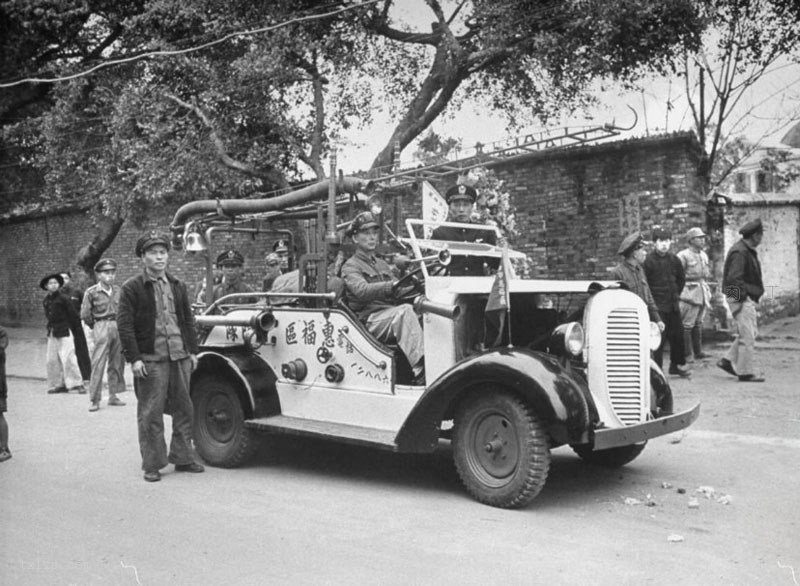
[431,184,498,276]
[212,249,254,302]
[341,211,425,384]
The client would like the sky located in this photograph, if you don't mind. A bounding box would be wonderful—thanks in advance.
[335,1,800,174]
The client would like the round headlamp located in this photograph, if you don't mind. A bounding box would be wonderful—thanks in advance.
[649,321,662,351]
[549,322,585,356]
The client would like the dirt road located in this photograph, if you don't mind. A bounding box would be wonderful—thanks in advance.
[1,320,798,585]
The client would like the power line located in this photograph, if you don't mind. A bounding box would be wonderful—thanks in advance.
[0,0,382,89]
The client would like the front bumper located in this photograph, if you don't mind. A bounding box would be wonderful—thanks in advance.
[592,403,701,450]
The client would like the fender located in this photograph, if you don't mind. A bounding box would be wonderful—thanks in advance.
[395,347,592,452]
[649,359,674,416]
[192,350,279,418]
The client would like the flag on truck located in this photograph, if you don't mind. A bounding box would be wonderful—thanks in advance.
[485,238,512,347]
[421,181,448,238]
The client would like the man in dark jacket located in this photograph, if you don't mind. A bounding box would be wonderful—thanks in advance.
[643,228,691,377]
[42,273,85,393]
[717,218,766,382]
[118,231,204,482]
[431,184,498,276]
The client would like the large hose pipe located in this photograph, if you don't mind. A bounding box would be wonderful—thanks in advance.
[170,177,368,230]
[195,310,276,334]
[413,296,461,320]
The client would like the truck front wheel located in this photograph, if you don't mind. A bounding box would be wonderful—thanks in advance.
[453,390,550,508]
[572,443,646,468]
[192,375,258,467]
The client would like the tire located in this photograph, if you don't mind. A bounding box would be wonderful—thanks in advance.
[571,442,646,468]
[192,375,258,467]
[452,390,550,509]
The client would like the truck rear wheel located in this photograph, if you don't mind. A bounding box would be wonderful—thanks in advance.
[192,375,258,467]
[572,443,646,468]
[453,390,550,508]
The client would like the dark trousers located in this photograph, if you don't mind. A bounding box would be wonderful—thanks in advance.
[134,358,196,472]
[654,309,686,368]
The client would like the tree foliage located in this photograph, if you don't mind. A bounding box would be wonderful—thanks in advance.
[1,0,708,272]
[678,0,800,192]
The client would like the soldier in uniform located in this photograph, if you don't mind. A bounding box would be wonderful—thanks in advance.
[341,211,425,384]
[262,252,283,291]
[81,258,126,412]
[212,249,254,302]
[610,232,665,332]
[677,227,712,361]
[431,184,499,276]
[718,218,766,383]
[272,239,291,272]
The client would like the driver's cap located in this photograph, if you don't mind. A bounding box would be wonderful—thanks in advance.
[347,211,380,236]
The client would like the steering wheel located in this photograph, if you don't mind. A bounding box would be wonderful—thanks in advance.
[391,261,447,303]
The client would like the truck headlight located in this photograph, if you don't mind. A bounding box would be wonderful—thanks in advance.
[549,322,585,356]
[649,321,662,350]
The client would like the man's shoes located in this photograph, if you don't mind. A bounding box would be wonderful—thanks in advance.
[694,351,711,359]
[143,470,161,482]
[47,386,68,394]
[716,358,737,376]
[668,364,692,378]
[738,374,766,383]
[174,462,205,473]
[70,385,86,394]
[89,402,100,412]
[0,448,12,462]
[107,397,126,406]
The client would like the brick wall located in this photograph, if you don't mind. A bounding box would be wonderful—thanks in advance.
[0,132,721,324]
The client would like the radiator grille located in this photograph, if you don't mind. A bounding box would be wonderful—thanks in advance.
[605,308,643,425]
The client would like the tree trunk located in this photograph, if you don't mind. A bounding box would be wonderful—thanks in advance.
[73,215,126,282]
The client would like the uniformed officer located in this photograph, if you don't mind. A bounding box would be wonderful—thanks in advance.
[677,227,712,360]
[341,212,425,384]
[610,232,664,331]
[212,249,254,302]
[81,258,126,411]
[272,239,291,272]
[431,184,498,276]
[262,252,283,291]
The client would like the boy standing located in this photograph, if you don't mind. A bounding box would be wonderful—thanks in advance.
[81,259,126,412]
[41,273,84,393]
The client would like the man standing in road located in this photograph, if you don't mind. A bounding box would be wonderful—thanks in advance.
[81,258,126,412]
[118,231,204,482]
[431,184,498,276]
[718,218,766,383]
[678,227,712,361]
[644,228,692,378]
[212,249,254,302]
[610,231,665,331]
[342,211,425,384]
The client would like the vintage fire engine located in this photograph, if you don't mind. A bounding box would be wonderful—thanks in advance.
[169,174,699,509]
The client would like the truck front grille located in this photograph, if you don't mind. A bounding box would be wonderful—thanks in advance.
[605,308,643,425]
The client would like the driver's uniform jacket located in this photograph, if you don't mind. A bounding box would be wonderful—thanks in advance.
[431,222,499,276]
[341,249,399,321]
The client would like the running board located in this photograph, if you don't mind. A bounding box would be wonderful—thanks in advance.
[245,415,399,450]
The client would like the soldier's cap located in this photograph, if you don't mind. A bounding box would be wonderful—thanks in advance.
[94,258,117,273]
[39,272,64,290]
[135,231,171,257]
[739,217,763,238]
[347,211,380,236]
[265,252,281,266]
[216,249,245,267]
[272,239,289,253]
[685,227,706,240]
[617,231,649,256]
[445,183,477,204]
[651,227,672,241]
